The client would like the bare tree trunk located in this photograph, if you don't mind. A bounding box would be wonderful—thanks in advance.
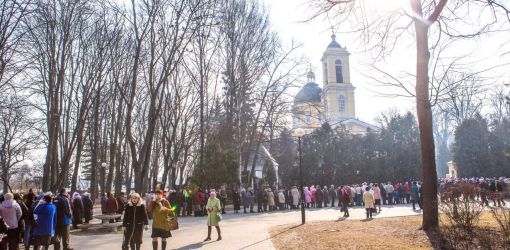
[90,93,101,201]
[412,0,441,230]
[106,97,118,194]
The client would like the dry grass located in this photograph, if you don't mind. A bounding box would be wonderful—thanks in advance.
[270,216,434,250]
[270,212,507,250]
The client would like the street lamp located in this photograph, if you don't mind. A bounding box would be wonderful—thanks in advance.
[292,128,306,225]
[101,162,107,194]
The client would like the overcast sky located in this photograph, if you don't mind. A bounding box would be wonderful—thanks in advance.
[265,0,510,124]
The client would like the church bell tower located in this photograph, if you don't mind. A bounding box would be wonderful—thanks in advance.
[321,34,356,125]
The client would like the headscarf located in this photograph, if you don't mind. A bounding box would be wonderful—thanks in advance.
[209,191,217,199]
[72,192,81,199]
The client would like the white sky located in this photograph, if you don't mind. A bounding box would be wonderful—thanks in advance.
[265,0,510,124]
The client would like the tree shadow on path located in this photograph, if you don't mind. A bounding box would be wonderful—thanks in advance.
[174,224,304,250]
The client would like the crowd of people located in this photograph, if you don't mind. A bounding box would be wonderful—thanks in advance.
[0,188,79,250]
[0,177,507,249]
[231,181,424,220]
[0,187,223,250]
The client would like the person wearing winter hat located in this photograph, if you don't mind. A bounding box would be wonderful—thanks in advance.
[122,193,149,250]
[81,193,93,224]
[71,192,84,229]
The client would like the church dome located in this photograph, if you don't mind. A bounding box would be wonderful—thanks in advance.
[327,34,341,49]
[294,80,322,103]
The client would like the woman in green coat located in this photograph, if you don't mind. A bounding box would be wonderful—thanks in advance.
[203,191,222,241]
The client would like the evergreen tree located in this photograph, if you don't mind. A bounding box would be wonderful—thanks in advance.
[488,119,510,177]
[453,114,491,177]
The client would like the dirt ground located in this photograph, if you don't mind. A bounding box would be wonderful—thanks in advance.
[270,215,435,250]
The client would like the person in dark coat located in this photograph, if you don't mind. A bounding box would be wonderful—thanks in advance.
[101,193,107,214]
[23,193,36,250]
[122,193,148,250]
[53,188,73,250]
[328,185,336,207]
[410,182,420,210]
[232,190,241,213]
[33,195,57,250]
[106,192,118,223]
[256,188,265,212]
[341,186,351,217]
[322,186,330,207]
[71,192,83,229]
[315,187,324,208]
[14,193,28,248]
[81,193,93,224]
[116,192,127,222]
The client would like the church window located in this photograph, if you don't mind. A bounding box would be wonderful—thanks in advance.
[305,111,311,125]
[338,95,346,113]
[335,59,343,83]
[324,63,328,83]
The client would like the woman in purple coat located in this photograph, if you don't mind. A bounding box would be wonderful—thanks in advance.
[303,187,312,208]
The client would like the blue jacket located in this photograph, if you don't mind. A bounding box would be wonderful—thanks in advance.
[54,194,72,226]
[33,202,57,236]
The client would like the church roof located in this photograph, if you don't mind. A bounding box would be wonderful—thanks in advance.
[327,34,342,49]
[294,82,322,103]
[332,118,381,133]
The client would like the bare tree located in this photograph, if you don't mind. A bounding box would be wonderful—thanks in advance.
[0,0,32,92]
[0,94,38,193]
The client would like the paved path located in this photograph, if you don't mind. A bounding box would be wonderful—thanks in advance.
[70,204,424,250]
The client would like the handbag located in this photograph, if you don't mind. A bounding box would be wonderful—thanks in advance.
[216,213,223,222]
[165,211,179,231]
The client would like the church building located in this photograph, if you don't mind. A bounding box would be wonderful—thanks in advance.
[292,34,380,135]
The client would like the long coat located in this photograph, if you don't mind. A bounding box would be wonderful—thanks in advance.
[206,198,221,227]
[291,188,300,206]
[241,191,250,207]
[82,195,94,222]
[323,189,330,204]
[304,188,312,203]
[410,184,420,202]
[123,202,149,244]
[106,197,118,214]
[328,187,337,201]
[54,194,72,227]
[72,197,84,225]
[315,189,324,204]
[233,191,241,210]
[33,202,57,236]
[267,191,275,206]
[363,192,374,209]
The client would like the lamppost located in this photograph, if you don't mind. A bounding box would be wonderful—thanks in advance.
[292,128,306,224]
[101,162,107,194]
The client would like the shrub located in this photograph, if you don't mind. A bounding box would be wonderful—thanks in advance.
[440,185,484,232]
[489,206,510,245]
